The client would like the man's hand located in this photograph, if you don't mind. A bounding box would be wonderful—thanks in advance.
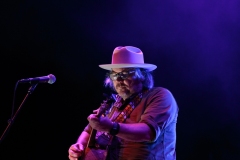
[68,143,84,160]
[87,114,113,132]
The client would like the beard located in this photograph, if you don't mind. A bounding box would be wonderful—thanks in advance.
[115,84,131,99]
[114,80,142,100]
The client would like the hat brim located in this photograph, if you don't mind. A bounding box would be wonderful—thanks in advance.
[99,63,157,71]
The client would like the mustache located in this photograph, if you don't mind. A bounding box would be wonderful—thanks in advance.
[116,83,127,88]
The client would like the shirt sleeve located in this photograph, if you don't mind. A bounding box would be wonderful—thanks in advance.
[139,87,178,142]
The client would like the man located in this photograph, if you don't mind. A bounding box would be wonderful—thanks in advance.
[68,46,179,160]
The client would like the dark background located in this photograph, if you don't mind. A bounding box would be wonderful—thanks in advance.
[1,1,240,160]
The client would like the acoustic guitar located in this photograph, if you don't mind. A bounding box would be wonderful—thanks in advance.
[80,94,115,160]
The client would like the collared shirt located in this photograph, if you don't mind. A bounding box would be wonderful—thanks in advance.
[84,87,179,160]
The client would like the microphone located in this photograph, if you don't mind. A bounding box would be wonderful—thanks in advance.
[18,74,56,84]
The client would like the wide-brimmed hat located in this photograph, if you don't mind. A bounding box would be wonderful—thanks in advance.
[99,46,157,71]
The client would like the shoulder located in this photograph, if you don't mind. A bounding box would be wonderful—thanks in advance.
[145,87,177,107]
[147,87,173,97]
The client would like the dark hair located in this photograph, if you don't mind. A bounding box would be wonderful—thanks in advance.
[104,68,154,90]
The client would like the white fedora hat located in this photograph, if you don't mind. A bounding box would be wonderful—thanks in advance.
[99,46,157,71]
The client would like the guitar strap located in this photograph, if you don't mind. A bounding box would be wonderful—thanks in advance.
[111,89,148,123]
[103,89,149,155]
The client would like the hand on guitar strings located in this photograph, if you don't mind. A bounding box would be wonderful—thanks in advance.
[87,113,113,133]
[68,143,84,160]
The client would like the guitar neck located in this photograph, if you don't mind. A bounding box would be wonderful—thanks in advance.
[87,108,103,148]
[85,94,115,149]
[86,128,97,148]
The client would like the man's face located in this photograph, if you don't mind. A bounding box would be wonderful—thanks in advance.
[110,68,143,100]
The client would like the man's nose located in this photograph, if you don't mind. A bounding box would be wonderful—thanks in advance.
[116,76,124,81]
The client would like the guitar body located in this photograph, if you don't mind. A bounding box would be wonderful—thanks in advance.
[81,147,107,160]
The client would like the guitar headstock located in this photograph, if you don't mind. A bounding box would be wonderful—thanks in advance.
[97,94,116,117]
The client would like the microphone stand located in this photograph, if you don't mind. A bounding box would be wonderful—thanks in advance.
[0,83,38,144]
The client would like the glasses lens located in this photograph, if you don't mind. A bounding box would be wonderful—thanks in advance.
[109,73,117,80]
[109,70,135,80]
[120,71,129,79]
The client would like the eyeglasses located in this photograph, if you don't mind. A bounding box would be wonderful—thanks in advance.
[109,70,135,81]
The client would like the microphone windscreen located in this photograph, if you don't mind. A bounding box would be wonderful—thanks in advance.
[48,74,56,84]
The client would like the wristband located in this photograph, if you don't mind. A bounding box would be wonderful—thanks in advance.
[109,122,120,136]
